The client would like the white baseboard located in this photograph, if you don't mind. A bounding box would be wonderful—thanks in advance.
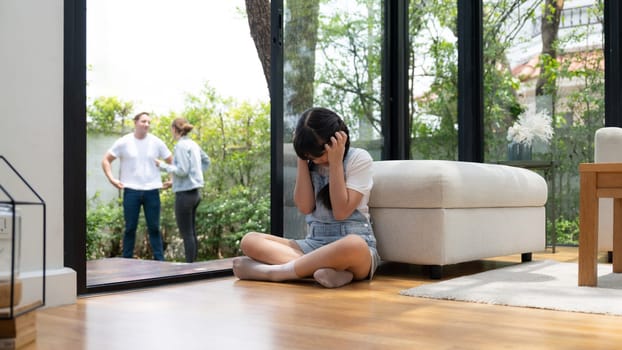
[18,267,77,308]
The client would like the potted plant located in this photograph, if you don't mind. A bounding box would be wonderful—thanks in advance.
[506,108,554,160]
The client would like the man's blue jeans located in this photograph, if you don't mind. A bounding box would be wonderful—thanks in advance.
[122,188,164,260]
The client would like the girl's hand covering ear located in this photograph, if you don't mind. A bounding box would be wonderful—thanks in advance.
[325,131,347,165]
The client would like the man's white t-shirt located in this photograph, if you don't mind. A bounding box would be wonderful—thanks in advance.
[108,133,172,190]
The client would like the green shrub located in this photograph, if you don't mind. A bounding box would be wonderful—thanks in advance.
[196,185,270,260]
[549,216,579,246]
[86,195,124,259]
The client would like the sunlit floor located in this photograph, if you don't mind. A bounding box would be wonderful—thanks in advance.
[28,246,622,350]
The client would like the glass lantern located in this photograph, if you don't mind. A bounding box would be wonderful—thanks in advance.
[0,155,45,327]
[0,203,21,309]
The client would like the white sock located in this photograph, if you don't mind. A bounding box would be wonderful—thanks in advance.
[313,268,354,288]
[232,256,299,282]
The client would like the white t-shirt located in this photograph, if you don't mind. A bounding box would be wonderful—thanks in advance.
[315,147,374,220]
[108,133,172,190]
[344,148,374,220]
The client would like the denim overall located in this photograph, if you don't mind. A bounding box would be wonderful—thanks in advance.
[294,149,381,278]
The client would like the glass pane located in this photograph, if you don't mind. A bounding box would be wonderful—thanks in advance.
[282,0,384,239]
[86,0,269,285]
[483,0,604,248]
[409,0,459,160]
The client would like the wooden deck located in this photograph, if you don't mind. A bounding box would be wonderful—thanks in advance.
[87,257,234,285]
[25,247,622,349]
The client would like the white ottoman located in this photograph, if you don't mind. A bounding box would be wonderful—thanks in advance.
[369,160,548,278]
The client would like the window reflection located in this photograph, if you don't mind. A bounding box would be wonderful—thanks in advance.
[482,0,604,248]
[282,0,384,239]
[409,0,459,160]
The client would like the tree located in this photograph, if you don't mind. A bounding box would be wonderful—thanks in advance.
[245,0,320,137]
[283,1,320,126]
[314,0,383,140]
[245,0,271,93]
[536,0,564,97]
[87,96,134,134]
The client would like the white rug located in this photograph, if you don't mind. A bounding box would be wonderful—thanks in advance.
[400,260,622,316]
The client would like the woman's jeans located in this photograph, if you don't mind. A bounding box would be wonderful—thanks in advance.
[175,189,201,262]
[122,188,164,261]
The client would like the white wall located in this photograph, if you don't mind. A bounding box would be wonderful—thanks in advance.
[87,133,120,203]
[0,1,76,307]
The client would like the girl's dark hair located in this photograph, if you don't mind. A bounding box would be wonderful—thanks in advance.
[293,107,350,210]
[293,107,350,160]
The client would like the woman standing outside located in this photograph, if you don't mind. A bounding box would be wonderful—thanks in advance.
[156,118,210,262]
[233,107,380,288]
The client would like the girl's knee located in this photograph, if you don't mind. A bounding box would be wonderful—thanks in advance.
[343,234,367,247]
[240,231,264,254]
[339,234,370,256]
[341,235,372,279]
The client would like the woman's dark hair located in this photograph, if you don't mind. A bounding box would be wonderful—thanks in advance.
[293,107,350,210]
[171,117,194,137]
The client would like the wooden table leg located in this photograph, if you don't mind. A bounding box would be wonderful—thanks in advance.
[614,198,622,273]
[579,172,598,286]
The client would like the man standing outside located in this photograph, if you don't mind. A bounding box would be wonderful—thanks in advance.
[102,112,173,260]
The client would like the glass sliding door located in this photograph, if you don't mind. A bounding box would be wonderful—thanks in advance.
[482,0,604,247]
[84,0,269,290]
[408,0,459,160]
[281,0,384,239]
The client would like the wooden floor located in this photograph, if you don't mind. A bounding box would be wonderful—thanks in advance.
[24,247,622,349]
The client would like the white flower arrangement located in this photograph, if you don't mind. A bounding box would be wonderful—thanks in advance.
[506,109,554,146]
